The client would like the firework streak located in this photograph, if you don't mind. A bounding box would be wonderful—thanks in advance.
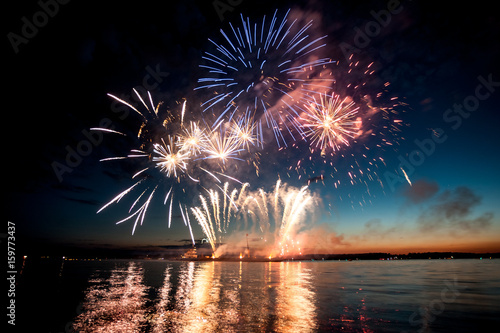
[196,9,335,147]
[93,9,406,253]
[94,92,261,239]
[189,181,316,257]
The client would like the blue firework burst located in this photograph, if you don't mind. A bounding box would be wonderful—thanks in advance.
[196,9,335,147]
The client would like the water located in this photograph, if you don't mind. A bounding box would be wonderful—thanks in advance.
[17,259,500,332]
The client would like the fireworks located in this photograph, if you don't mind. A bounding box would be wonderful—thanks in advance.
[152,136,190,178]
[93,8,406,253]
[189,180,316,257]
[190,182,245,252]
[96,90,270,236]
[301,92,361,153]
[201,125,245,164]
[229,112,262,149]
[177,121,208,156]
[246,180,316,257]
[283,57,405,212]
[196,9,334,146]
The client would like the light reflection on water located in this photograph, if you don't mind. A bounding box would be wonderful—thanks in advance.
[73,262,148,332]
[275,262,316,332]
[70,260,500,332]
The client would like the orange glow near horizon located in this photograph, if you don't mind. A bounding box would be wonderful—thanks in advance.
[289,223,500,255]
[311,239,500,255]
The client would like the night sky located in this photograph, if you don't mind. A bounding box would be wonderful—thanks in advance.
[6,0,500,256]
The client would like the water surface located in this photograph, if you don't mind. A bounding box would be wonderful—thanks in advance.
[18,259,500,332]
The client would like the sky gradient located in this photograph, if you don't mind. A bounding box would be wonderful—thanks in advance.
[6,0,500,255]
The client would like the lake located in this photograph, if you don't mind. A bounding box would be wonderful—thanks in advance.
[16,258,500,332]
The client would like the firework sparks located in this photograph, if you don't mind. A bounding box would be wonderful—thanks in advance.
[191,180,316,257]
[89,127,127,136]
[247,181,315,257]
[152,136,190,178]
[95,9,407,247]
[202,125,245,164]
[190,182,244,253]
[96,92,247,235]
[196,9,334,146]
[177,121,208,156]
[229,112,261,149]
[302,92,361,153]
[114,185,158,235]
[286,57,405,210]
[401,167,412,186]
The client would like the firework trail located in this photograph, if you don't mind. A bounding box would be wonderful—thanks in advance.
[94,92,254,237]
[195,9,334,147]
[190,182,245,252]
[400,167,412,186]
[190,180,316,257]
[247,180,316,257]
[93,8,408,247]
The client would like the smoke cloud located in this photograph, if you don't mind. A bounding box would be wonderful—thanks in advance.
[417,186,493,233]
[295,224,349,254]
[402,179,439,204]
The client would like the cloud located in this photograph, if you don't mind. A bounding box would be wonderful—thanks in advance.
[417,186,493,233]
[365,218,382,229]
[455,213,494,231]
[402,179,439,204]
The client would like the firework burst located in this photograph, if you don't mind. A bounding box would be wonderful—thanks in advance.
[196,9,334,147]
[153,136,190,178]
[281,57,406,210]
[302,92,361,154]
[229,112,262,150]
[176,121,208,156]
[93,8,408,250]
[201,125,245,164]
[95,92,251,237]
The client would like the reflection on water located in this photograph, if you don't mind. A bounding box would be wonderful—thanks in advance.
[73,260,317,332]
[275,262,316,332]
[151,264,172,332]
[72,262,148,332]
[70,260,500,332]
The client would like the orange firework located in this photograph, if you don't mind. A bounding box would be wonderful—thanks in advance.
[302,92,361,153]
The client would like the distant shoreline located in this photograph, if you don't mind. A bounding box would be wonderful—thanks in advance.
[27,251,500,262]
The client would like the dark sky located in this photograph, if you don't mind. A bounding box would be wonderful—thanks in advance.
[6,0,500,255]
